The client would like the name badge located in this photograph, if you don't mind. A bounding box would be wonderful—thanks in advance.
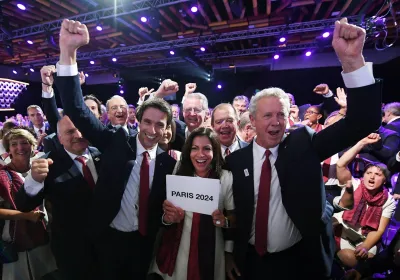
[244,169,249,177]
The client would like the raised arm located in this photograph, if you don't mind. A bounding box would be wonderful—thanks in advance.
[54,19,113,152]
[312,18,382,161]
[40,66,61,133]
[336,133,381,184]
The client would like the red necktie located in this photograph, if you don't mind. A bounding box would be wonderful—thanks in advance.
[187,213,201,280]
[255,150,272,256]
[322,157,331,183]
[75,156,95,190]
[38,129,43,135]
[225,148,231,157]
[139,151,150,236]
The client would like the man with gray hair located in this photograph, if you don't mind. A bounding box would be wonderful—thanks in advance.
[105,95,136,136]
[233,95,249,116]
[237,111,256,143]
[383,102,400,134]
[224,18,382,279]
[182,92,208,139]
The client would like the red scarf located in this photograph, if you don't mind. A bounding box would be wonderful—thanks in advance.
[342,179,388,235]
[156,171,216,280]
[0,166,49,251]
[313,123,324,132]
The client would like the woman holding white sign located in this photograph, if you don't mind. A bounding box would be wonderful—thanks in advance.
[150,127,235,280]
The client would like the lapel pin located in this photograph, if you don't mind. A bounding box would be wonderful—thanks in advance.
[244,169,249,177]
[94,157,100,161]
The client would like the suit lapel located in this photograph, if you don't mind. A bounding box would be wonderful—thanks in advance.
[53,149,82,184]
[88,146,101,172]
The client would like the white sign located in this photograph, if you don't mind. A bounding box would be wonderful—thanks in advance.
[166,175,220,215]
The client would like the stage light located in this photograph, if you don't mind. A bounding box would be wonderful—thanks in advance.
[200,47,205,52]
[85,73,89,77]
[217,84,222,89]
[279,37,286,43]
[96,25,102,31]
[140,16,147,23]
[90,60,95,65]
[29,68,34,72]
[112,57,117,62]
[322,32,330,38]
[120,90,124,94]
[191,6,198,13]
[305,51,312,57]
[12,70,17,74]
[207,78,210,81]
[170,50,175,55]
[27,40,33,45]
[273,54,280,60]
[17,4,26,10]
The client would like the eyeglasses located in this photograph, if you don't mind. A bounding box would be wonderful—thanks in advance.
[305,110,319,115]
[183,107,203,114]
[110,105,127,111]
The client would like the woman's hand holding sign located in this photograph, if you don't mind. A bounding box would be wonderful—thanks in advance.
[162,200,184,224]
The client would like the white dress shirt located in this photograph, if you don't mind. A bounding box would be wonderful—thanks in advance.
[396,151,400,162]
[110,137,158,232]
[388,116,400,124]
[250,139,302,252]
[33,124,46,137]
[221,140,239,159]
[24,148,98,196]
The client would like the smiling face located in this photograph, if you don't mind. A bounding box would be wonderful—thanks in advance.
[183,97,206,132]
[250,96,286,149]
[159,124,173,145]
[212,105,238,147]
[58,116,89,155]
[138,107,168,149]
[190,135,213,177]
[304,106,322,125]
[85,99,100,119]
[107,96,128,126]
[363,166,386,191]
[9,137,32,162]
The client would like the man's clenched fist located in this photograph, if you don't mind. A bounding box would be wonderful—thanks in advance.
[59,19,90,54]
[31,158,53,183]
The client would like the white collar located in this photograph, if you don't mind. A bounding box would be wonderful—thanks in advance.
[136,136,157,160]
[33,124,46,132]
[252,136,279,161]
[65,148,90,161]
[388,116,400,124]
[221,138,239,153]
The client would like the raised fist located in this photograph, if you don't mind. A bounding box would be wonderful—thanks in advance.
[313,84,329,95]
[332,18,366,73]
[59,19,90,52]
[31,158,53,183]
[79,71,86,86]
[40,65,56,87]
[138,87,154,100]
[155,79,179,98]
[185,83,197,95]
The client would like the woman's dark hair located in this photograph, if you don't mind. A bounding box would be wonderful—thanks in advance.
[84,95,102,119]
[136,98,172,126]
[176,127,224,179]
[309,104,322,114]
[0,120,17,139]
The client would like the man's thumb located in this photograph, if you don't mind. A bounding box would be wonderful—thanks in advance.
[47,158,54,165]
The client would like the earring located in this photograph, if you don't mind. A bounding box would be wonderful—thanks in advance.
[30,150,35,157]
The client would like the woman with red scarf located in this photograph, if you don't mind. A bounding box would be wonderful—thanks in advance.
[302,105,325,132]
[150,127,235,280]
[0,127,57,279]
[333,133,396,268]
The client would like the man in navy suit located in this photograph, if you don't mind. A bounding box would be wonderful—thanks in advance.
[383,102,400,134]
[224,18,382,279]
[105,95,137,136]
[211,103,248,158]
[51,19,177,280]
[27,105,52,151]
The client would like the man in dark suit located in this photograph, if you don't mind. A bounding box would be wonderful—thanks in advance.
[105,95,137,135]
[388,151,400,199]
[224,18,382,279]
[211,103,248,158]
[383,102,400,134]
[359,126,400,164]
[27,105,52,151]
[15,115,101,280]
[52,19,177,280]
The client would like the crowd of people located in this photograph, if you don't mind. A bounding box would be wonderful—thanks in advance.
[0,17,399,280]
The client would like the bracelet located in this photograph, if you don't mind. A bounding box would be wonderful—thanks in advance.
[42,82,52,87]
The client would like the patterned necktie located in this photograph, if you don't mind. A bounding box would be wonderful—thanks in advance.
[139,151,150,236]
[255,150,272,256]
[225,148,231,157]
[75,156,95,190]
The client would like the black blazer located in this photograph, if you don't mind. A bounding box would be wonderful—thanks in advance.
[54,75,177,242]
[106,122,137,136]
[15,146,101,242]
[359,126,400,164]
[42,94,63,153]
[384,117,400,134]
[298,93,339,121]
[225,81,383,277]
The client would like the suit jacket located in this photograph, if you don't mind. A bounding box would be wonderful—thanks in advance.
[42,94,63,153]
[388,153,400,195]
[54,75,177,244]
[106,122,137,136]
[170,119,186,152]
[225,81,383,277]
[15,146,101,247]
[359,126,400,164]
[384,117,400,134]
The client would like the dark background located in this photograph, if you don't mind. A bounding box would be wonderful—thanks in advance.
[5,56,399,120]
